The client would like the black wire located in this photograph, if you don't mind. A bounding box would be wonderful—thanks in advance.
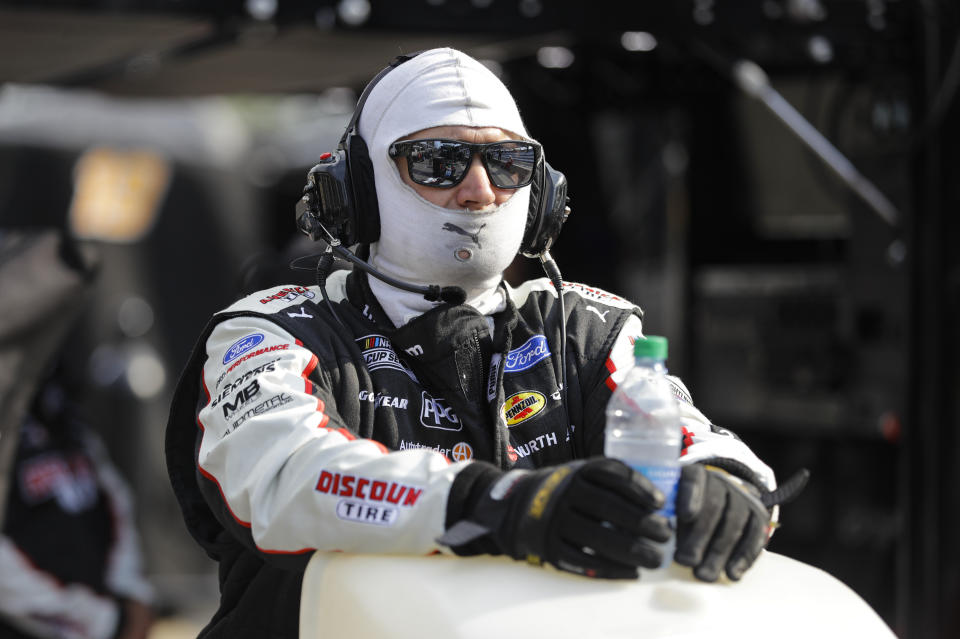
[539,251,573,457]
[313,247,346,329]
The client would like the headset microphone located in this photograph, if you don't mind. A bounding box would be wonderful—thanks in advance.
[295,188,467,306]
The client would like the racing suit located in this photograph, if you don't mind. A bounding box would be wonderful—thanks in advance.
[1,379,155,639]
[166,269,776,637]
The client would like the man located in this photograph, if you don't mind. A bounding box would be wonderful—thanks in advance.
[166,48,783,638]
[0,230,154,639]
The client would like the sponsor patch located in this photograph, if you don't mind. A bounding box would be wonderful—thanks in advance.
[502,391,546,427]
[259,285,316,305]
[19,453,97,512]
[451,442,473,462]
[336,501,398,526]
[486,353,501,401]
[356,334,416,379]
[223,333,264,365]
[667,378,693,405]
[217,343,290,387]
[220,379,261,418]
[504,335,551,373]
[212,359,279,406]
[420,392,461,431]
[358,390,409,410]
[399,439,458,459]
[511,432,560,459]
[316,471,423,526]
[563,282,634,309]
[224,392,293,435]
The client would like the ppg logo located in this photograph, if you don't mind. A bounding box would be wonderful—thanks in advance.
[223,333,265,365]
[420,392,461,431]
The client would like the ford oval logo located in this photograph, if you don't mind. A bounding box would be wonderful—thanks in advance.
[504,335,551,373]
[223,333,265,365]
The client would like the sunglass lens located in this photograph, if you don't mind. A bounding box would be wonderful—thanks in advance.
[483,142,537,188]
[405,141,468,187]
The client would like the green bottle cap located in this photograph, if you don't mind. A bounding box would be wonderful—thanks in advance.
[633,335,668,361]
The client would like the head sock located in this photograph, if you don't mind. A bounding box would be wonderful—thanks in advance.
[357,48,532,327]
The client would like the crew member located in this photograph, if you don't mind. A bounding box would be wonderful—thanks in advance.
[166,48,784,638]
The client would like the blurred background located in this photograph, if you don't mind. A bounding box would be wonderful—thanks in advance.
[0,0,957,637]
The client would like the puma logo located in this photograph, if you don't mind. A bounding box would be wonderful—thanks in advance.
[442,222,485,248]
[585,306,609,323]
[287,307,313,319]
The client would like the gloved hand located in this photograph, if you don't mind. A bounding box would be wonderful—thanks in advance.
[674,463,771,582]
[439,457,671,579]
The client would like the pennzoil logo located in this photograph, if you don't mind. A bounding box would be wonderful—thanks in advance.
[502,391,546,427]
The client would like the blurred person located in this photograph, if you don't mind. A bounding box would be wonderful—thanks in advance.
[166,48,797,638]
[0,230,155,639]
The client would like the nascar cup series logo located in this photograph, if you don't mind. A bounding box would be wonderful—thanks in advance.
[356,335,403,371]
[501,391,546,427]
[504,335,551,373]
[356,334,411,376]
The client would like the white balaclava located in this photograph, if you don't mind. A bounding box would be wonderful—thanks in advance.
[357,47,532,327]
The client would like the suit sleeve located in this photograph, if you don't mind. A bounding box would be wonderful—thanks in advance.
[0,534,120,639]
[195,315,463,563]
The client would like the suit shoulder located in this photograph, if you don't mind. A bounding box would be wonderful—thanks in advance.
[217,271,349,315]
[561,281,638,311]
[507,278,639,313]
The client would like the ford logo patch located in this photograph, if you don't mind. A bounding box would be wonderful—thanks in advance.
[504,335,551,373]
[223,333,265,364]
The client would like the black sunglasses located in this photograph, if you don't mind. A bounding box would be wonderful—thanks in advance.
[388,138,541,189]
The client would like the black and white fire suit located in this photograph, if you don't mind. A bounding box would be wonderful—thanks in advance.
[1,380,154,639]
[166,269,776,637]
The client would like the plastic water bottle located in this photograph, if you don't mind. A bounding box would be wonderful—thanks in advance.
[604,335,682,568]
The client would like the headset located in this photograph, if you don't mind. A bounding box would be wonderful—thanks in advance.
[294,51,571,267]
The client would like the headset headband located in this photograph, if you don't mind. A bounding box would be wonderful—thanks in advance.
[338,51,425,150]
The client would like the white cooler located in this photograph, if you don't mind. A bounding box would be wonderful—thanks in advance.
[300,550,896,638]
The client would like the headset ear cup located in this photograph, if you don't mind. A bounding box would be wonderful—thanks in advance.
[520,160,545,256]
[346,133,381,245]
[520,159,569,257]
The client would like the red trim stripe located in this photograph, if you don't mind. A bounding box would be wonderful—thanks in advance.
[680,426,694,457]
[604,357,618,391]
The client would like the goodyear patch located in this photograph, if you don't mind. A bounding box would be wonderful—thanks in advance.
[502,391,546,427]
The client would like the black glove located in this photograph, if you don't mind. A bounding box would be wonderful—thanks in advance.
[439,457,671,579]
[674,463,771,582]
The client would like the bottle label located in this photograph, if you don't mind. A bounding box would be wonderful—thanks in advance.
[635,464,680,518]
